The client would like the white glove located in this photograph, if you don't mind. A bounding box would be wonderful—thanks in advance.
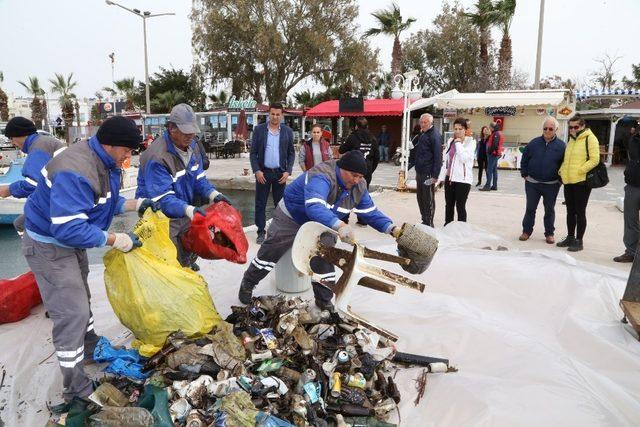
[338,225,355,244]
[391,224,403,239]
[112,233,136,252]
[185,205,206,219]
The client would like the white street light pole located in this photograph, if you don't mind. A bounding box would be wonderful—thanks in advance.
[534,0,546,89]
[105,0,175,114]
[391,71,421,190]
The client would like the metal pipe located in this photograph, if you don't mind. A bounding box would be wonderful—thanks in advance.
[534,0,546,89]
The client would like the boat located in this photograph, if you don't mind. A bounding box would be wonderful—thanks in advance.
[0,160,139,225]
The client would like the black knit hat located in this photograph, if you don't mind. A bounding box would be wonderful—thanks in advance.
[96,116,141,149]
[337,150,368,175]
[4,117,36,138]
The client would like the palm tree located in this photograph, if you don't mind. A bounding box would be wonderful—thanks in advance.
[49,73,78,140]
[152,90,185,113]
[489,0,517,89]
[18,76,45,129]
[74,98,81,127]
[464,0,499,91]
[293,90,319,108]
[208,90,228,108]
[365,3,416,75]
[0,71,9,122]
[113,78,137,111]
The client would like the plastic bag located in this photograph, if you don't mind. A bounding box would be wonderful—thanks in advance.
[181,201,249,263]
[0,271,42,324]
[104,210,222,357]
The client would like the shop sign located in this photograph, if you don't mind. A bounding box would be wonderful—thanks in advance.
[443,108,457,118]
[228,96,257,112]
[485,106,516,116]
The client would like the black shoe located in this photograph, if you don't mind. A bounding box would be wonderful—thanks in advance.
[478,187,491,191]
[256,232,265,245]
[475,182,481,187]
[613,253,635,263]
[568,239,583,252]
[190,262,200,272]
[238,280,254,304]
[315,299,335,312]
[490,187,497,191]
[556,236,575,248]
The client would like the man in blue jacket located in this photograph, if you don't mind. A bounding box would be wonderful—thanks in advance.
[137,103,230,269]
[22,116,157,402]
[250,102,295,244]
[519,117,566,244]
[408,113,442,227]
[238,150,402,310]
[0,117,66,232]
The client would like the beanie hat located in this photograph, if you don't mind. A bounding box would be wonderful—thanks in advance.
[337,150,368,175]
[96,116,141,149]
[4,117,37,138]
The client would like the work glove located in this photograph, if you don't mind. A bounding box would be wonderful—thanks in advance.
[136,198,160,217]
[112,232,142,253]
[391,225,403,239]
[185,205,207,220]
[338,225,355,244]
[210,191,232,205]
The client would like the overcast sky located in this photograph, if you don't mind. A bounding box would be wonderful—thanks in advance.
[0,0,637,100]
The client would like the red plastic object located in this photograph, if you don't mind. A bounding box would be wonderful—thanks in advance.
[0,271,42,324]
[181,201,249,263]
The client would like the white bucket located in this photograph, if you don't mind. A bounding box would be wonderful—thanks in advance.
[275,248,311,293]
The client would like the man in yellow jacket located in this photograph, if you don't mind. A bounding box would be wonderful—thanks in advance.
[556,115,600,252]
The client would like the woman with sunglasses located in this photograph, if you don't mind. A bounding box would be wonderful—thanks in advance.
[435,117,477,224]
[557,115,600,252]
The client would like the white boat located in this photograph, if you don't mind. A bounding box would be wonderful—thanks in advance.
[0,161,139,225]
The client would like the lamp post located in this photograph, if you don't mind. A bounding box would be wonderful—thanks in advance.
[105,0,175,114]
[391,70,422,190]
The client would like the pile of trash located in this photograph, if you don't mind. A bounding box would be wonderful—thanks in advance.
[51,295,453,426]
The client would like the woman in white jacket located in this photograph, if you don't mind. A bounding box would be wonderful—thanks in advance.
[436,117,477,225]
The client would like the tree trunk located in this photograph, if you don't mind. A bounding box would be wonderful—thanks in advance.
[497,32,512,89]
[30,97,43,130]
[62,101,75,143]
[42,99,48,131]
[0,89,9,122]
[391,36,403,76]
[479,28,491,91]
[75,101,81,127]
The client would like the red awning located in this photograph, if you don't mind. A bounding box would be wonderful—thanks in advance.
[305,99,405,117]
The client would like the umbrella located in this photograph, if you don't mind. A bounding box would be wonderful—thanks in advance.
[236,109,249,141]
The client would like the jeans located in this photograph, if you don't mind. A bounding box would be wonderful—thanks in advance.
[485,155,499,189]
[379,145,389,162]
[522,181,561,236]
[624,184,640,256]
[477,156,487,184]
[255,170,286,233]
[444,177,471,225]
[563,183,592,240]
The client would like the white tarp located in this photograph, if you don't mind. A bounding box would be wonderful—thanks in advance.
[410,90,568,111]
[1,222,640,426]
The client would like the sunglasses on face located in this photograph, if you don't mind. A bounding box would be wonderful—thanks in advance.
[543,127,555,131]
[569,125,581,130]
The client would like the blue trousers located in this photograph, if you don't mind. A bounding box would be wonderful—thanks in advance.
[255,170,286,233]
[379,145,388,162]
[522,181,561,236]
[485,155,499,189]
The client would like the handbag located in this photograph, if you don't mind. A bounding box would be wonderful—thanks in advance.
[584,135,609,188]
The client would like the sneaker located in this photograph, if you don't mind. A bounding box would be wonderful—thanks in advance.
[256,232,265,245]
[478,187,491,192]
[545,235,555,244]
[567,239,583,252]
[238,280,254,304]
[315,299,335,312]
[519,233,530,241]
[613,252,635,263]
[556,236,575,248]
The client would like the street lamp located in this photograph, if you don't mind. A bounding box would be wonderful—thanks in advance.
[105,0,175,114]
[391,70,422,190]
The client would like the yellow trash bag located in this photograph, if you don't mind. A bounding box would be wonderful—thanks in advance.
[104,210,221,357]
